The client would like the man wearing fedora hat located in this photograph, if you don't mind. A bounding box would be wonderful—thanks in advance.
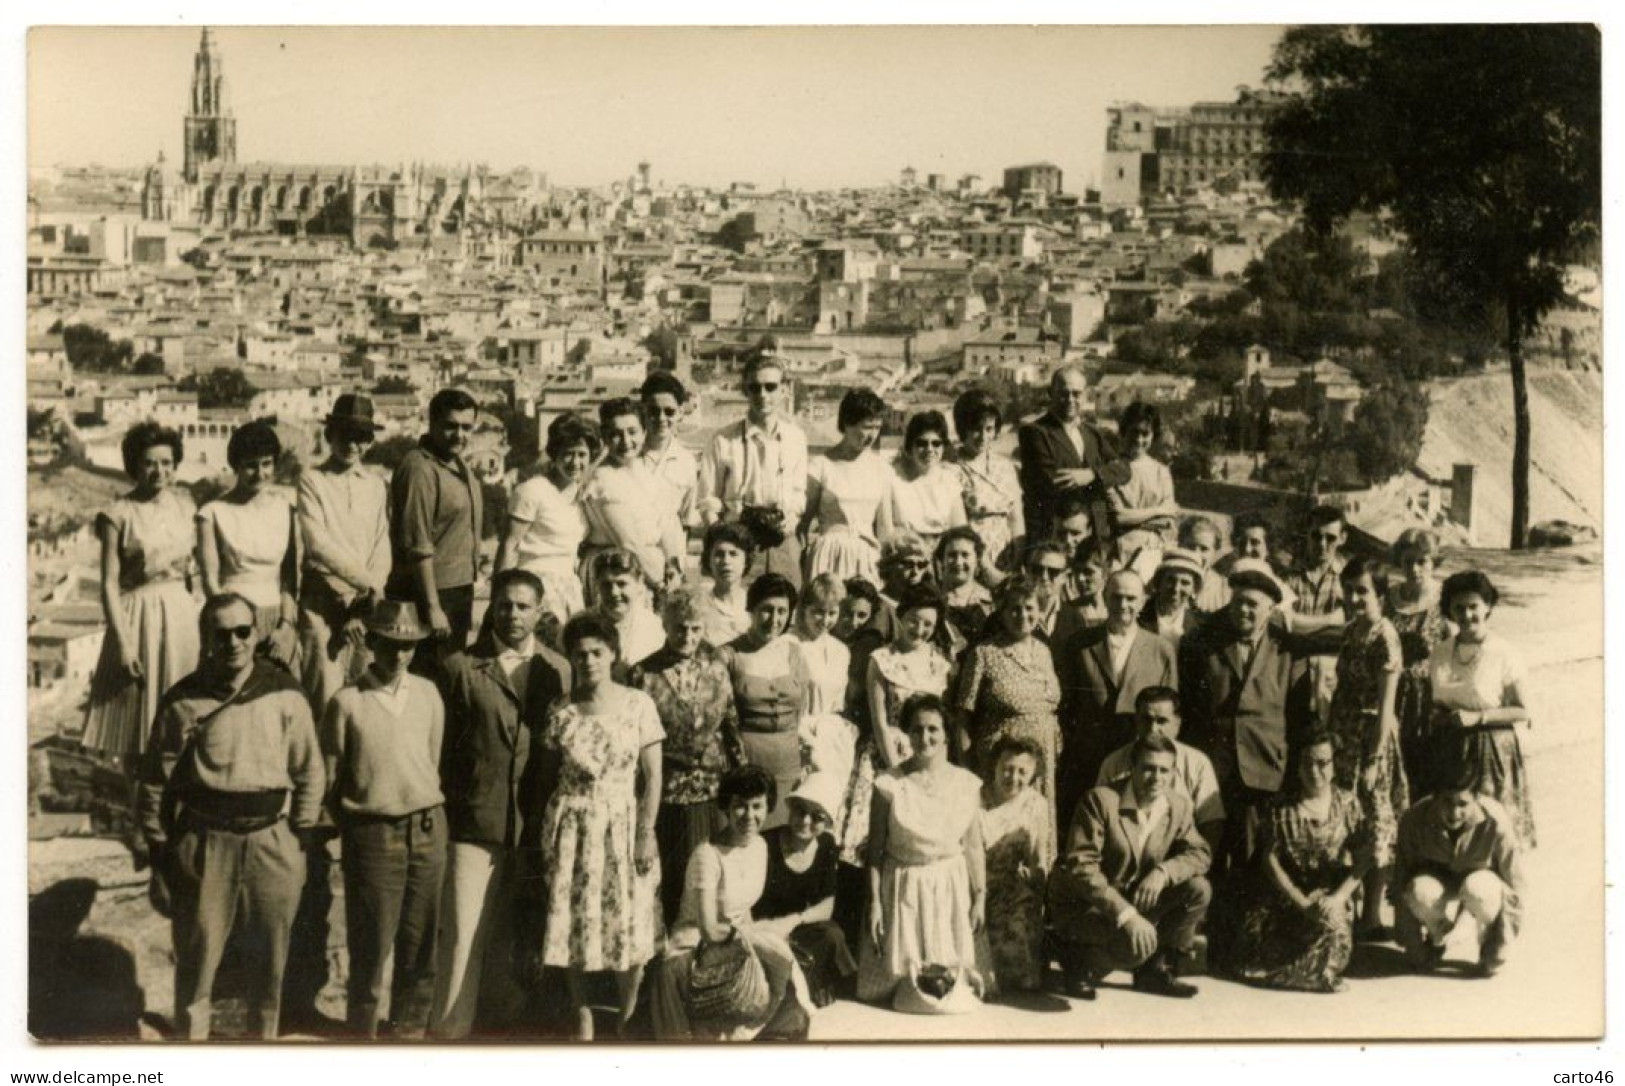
[320,600,446,1038]
[297,393,390,715]
[1177,558,1343,873]
[288,392,391,1031]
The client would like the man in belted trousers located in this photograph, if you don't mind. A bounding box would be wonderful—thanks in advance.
[139,592,325,1040]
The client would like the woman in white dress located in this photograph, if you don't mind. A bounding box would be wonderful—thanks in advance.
[651,766,814,1040]
[794,575,857,786]
[800,389,894,589]
[952,390,1024,585]
[580,397,685,598]
[495,412,597,636]
[888,411,967,552]
[196,420,299,669]
[696,522,756,649]
[1109,403,1179,585]
[857,692,991,1004]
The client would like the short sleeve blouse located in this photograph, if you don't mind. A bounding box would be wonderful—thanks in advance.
[677,837,768,932]
[197,487,294,609]
[1428,632,1526,712]
[508,473,585,578]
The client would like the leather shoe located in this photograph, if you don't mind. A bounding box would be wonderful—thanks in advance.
[1063,971,1098,1001]
[1132,959,1197,999]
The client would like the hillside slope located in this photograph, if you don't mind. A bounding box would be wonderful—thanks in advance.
[1416,368,1602,544]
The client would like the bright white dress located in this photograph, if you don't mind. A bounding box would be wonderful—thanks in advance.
[887,460,967,548]
[804,451,893,588]
[508,472,587,624]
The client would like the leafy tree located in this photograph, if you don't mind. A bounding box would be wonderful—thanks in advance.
[1345,381,1429,485]
[178,367,257,409]
[566,338,592,367]
[364,434,419,472]
[131,353,167,375]
[643,325,680,370]
[374,375,417,396]
[1264,25,1600,547]
[714,216,753,254]
[61,324,133,373]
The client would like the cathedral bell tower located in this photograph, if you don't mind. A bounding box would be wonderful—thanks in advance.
[182,27,237,183]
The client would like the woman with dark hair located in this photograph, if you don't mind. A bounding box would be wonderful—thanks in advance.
[952,389,1023,584]
[1386,528,1452,793]
[800,388,895,588]
[936,526,992,647]
[637,588,743,926]
[532,611,665,1039]
[1330,555,1409,937]
[1428,570,1535,845]
[857,693,991,1004]
[651,766,814,1040]
[887,410,967,550]
[196,420,299,668]
[580,397,685,598]
[695,521,755,649]
[81,422,200,773]
[1209,728,1373,993]
[722,573,811,829]
[755,773,856,1007]
[978,735,1053,992]
[953,576,1062,854]
[495,411,599,631]
[1109,401,1179,583]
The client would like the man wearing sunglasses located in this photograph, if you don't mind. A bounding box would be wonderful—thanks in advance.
[1017,365,1131,551]
[1281,504,1349,728]
[638,370,700,538]
[696,355,808,586]
[137,593,325,1040]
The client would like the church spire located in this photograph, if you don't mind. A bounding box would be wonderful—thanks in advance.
[183,27,236,183]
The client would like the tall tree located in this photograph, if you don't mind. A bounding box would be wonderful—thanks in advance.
[1263,25,1600,548]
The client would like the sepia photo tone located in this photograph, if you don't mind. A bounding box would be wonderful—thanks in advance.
[23,25,1602,1044]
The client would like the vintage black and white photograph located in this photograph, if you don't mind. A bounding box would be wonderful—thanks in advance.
[20,21,1604,1048]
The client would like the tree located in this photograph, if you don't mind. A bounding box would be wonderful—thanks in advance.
[566,338,592,367]
[1345,382,1429,485]
[643,325,680,370]
[364,434,419,472]
[1264,25,1600,547]
[374,375,417,396]
[131,353,167,375]
[61,324,133,373]
[178,367,257,409]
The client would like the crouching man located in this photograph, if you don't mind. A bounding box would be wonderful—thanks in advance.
[1393,773,1524,977]
[139,592,325,1040]
[1047,734,1211,1001]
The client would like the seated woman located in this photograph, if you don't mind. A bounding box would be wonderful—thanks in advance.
[695,521,756,649]
[979,736,1053,993]
[754,774,857,1007]
[651,766,814,1041]
[636,588,744,926]
[887,411,968,553]
[800,388,894,589]
[935,527,992,649]
[1209,728,1373,993]
[589,548,666,672]
[1108,402,1179,585]
[723,573,811,829]
[952,389,1024,586]
[857,693,992,1005]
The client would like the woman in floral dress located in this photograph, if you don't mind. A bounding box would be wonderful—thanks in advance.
[952,389,1023,586]
[1386,529,1451,796]
[535,612,665,1039]
[953,576,1062,862]
[635,589,742,926]
[979,736,1052,992]
[1329,556,1408,937]
[1211,729,1373,993]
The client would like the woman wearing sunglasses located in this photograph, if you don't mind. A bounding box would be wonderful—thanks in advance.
[886,411,968,554]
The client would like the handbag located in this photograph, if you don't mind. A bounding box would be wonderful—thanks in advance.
[686,928,772,1028]
[892,963,982,1016]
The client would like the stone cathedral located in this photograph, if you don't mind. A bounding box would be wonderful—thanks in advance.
[141,29,552,247]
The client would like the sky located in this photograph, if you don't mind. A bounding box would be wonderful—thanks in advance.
[28,25,1280,190]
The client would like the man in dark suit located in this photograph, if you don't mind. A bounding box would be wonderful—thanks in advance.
[1054,570,1178,825]
[1048,734,1213,1000]
[1177,559,1342,874]
[428,569,567,1040]
[1016,366,1131,548]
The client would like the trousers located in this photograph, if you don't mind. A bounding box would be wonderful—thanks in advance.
[1051,877,1212,976]
[168,818,307,1040]
[428,841,522,1039]
[341,807,448,1037]
[297,583,371,719]
[1397,870,1512,965]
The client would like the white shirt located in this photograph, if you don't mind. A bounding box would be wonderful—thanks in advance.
[639,439,700,529]
[1106,625,1138,683]
[697,415,809,523]
[496,635,536,700]
[1124,793,1168,854]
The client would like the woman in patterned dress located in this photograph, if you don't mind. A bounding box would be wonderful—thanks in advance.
[886,412,968,554]
[534,612,665,1039]
[1329,556,1409,937]
[800,389,894,589]
[952,576,1062,862]
[495,411,598,635]
[635,589,743,926]
[979,736,1052,992]
[952,389,1024,586]
[1385,529,1451,796]
[1210,729,1373,993]
[195,420,299,668]
[81,423,200,776]
[935,527,992,650]
[1429,570,1536,847]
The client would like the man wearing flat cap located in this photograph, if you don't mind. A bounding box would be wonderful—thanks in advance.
[321,600,447,1038]
[1177,558,1343,874]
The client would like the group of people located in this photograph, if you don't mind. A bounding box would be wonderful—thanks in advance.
[78,360,1532,1042]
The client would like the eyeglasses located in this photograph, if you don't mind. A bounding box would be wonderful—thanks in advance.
[913,439,944,449]
[215,625,255,642]
[1313,532,1343,543]
[647,406,679,418]
[746,381,780,394]
[900,559,931,571]
[1033,565,1068,579]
